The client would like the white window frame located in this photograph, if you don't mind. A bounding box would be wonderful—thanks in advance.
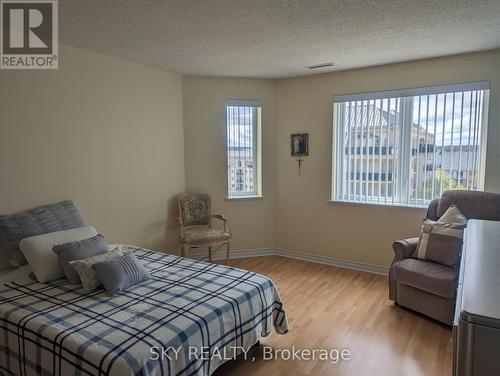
[225,100,262,199]
[331,81,490,208]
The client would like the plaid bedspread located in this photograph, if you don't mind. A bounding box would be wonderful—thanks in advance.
[0,247,288,376]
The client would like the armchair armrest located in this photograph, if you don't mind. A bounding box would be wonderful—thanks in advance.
[390,237,419,302]
[211,214,229,233]
[211,214,227,221]
[177,216,185,240]
[392,237,419,262]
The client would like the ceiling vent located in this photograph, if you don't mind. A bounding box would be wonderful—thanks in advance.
[306,62,335,70]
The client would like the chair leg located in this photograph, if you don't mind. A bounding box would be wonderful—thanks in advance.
[180,244,186,257]
[225,242,231,264]
[208,246,212,263]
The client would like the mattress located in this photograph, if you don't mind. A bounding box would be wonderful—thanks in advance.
[0,247,288,376]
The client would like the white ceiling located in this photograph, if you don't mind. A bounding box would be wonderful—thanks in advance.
[60,0,500,78]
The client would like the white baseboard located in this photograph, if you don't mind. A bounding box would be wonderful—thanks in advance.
[275,248,389,276]
[187,248,275,261]
[188,247,389,276]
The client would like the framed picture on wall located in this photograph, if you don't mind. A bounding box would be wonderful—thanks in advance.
[291,133,309,157]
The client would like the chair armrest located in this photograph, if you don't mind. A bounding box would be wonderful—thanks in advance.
[211,214,227,221]
[211,214,229,233]
[392,237,419,262]
[177,216,186,240]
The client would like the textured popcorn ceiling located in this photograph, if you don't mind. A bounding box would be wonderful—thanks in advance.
[59,0,500,78]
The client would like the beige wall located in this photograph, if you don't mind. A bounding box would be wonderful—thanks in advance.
[2,46,499,271]
[182,77,276,251]
[182,51,500,268]
[0,44,185,270]
[275,50,500,267]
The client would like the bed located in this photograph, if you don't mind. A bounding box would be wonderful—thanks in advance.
[0,246,288,376]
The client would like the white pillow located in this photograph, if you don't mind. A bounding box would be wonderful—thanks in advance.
[438,204,468,225]
[69,248,124,292]
[19,226,98,283]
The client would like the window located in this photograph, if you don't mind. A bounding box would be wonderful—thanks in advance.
[226,100,262,198]
[332,82,489,208]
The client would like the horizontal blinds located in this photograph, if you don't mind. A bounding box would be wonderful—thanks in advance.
[334,81,489,103]
[334,85,487,207]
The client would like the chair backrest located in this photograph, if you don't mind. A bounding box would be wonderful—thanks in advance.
[426,198,440,221]
[427,190,500,221]
[178,193,211,228]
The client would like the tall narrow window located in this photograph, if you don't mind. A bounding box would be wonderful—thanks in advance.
[226,100,262,198]
[332,82,489,208]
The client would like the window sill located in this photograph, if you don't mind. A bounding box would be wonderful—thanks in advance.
[226,195,263,201]
[328,199,427,210]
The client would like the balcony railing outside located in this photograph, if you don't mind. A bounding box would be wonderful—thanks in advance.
[347,172,393,182]
[345,146,394,155]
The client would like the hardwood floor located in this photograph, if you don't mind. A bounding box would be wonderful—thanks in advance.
[214,256,453,376]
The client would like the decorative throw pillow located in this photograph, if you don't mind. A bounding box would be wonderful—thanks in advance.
[438,204,468,225]
[0,200,84,267]
[415,220,466,267]
[69,248,124,292]
[53,234,109,284]
[93,253,150,296]
[19,226,98,283]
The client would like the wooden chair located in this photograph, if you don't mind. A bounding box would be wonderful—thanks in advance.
[178,193,231,263]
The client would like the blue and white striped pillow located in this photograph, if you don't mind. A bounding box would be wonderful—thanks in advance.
[93,253,150,296]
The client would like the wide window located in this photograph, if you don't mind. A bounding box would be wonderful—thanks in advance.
[226,100,262,198]
[332,82,489,208]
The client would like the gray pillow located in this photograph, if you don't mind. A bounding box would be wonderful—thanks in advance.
[0,200,84,267]
[69,248,124,292]
[93,253,150,296]
[53,234,108,284]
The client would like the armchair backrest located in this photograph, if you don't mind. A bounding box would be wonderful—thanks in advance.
[178,193,211,229]
[428,190,500,221]
[426,198,440,221]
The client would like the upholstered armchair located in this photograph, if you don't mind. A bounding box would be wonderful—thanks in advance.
[178,193,232,263]
[389,190,500,325]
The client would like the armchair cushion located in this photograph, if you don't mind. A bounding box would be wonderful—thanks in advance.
[183,228,231,245]
[393,258,457,299]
